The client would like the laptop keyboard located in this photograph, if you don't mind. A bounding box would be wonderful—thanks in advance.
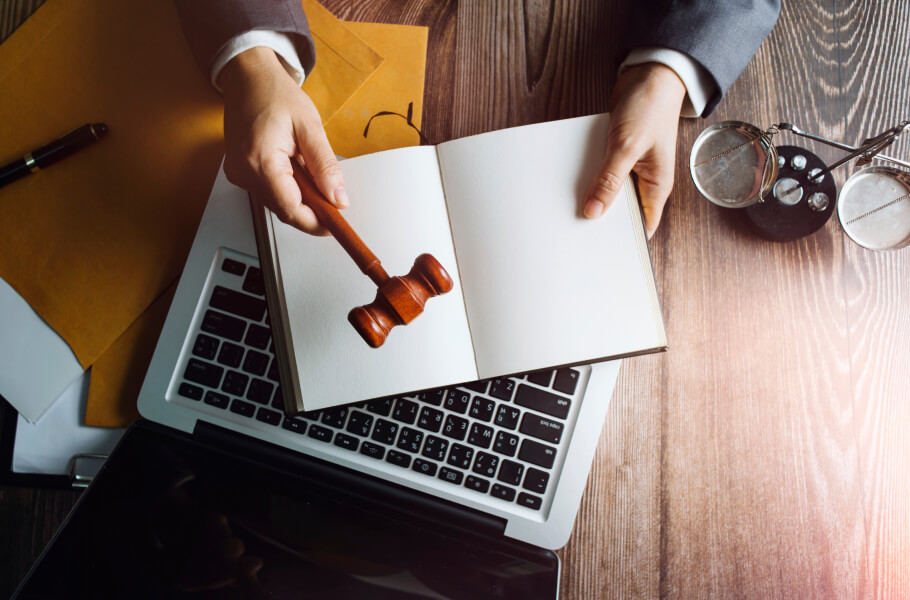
[172,250,588,515]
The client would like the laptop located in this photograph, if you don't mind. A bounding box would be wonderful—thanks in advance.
[17,165,621,597]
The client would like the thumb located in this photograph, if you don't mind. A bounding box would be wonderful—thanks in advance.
[295,126,349,210]
[584,138,638,219]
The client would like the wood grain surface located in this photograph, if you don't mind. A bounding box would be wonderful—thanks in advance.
[1,0,908,598]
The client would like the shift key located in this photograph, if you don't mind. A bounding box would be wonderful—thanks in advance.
[514,384,570,419]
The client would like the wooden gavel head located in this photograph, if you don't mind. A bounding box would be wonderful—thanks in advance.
[349,253,454,348]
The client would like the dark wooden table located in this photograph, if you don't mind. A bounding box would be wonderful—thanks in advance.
[2,1,908,597]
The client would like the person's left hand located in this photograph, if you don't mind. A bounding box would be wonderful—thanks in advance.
[582,63,687,238]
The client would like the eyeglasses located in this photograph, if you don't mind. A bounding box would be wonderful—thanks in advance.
[689,119,910,251]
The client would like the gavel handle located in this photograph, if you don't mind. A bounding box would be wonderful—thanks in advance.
[291,161,390,286]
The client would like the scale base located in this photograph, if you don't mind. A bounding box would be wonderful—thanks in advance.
[745,145,837,241]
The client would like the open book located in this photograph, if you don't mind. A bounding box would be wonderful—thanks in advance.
[253,114,667,413]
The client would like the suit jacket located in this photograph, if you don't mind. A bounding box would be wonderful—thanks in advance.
[627,0,780,114]
[174,0,316,77]
[174,0,780,117]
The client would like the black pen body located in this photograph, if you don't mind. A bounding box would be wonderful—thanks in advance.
[0,122,108,189]
[0,157,31,187]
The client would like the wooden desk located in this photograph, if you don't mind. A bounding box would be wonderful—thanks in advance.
[2,1,908,597]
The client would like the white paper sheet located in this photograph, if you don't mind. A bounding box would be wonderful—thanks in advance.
[13,371,124,475]
[0,275,85,423]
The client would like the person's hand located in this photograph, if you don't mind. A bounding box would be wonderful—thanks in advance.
[219,47,347,236]
[583,63,687,238]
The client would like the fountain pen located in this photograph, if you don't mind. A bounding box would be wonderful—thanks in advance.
[0,122,108,189]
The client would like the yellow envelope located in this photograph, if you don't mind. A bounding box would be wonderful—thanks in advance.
[325,22,428,157]
[301,0,385,123]
[84,283,176,428]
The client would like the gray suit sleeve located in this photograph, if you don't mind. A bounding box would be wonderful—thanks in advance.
[627,0,781,115]
[174,0,316,77]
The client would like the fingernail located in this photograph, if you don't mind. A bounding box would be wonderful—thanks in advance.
[584,198,605,218]
[333,185,349,208]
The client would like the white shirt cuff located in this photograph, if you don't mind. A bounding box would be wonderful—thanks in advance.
[621,47,716,117]
[210,30,306,92]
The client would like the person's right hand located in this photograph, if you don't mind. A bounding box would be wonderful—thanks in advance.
[219,46,347,235]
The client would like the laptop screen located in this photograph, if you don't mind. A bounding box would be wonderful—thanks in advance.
[15,421,559,599]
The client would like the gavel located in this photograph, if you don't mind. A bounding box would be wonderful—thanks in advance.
[292,162,454,348]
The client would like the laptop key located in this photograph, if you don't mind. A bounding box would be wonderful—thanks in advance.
[527,369,553,387]
[392,398,419,424]
[270,386,285,410]
[491,484,517,502]
[386,450,412,468]
[417,407,443,433]
[412,459,438,476]
[178,382,203,401]
[514,384,570,420]
[230,399,256,418]
[444,389,471,414]
[418,388,445,406]
[371,419,399,445]
[266,358,280,382]
[217,342,244,368]
[365,398,394,416]
[489,378,516,401]
[517,492,542,510]
[442,415,468,441]
[203,390,229,409]
[493,431,519,457]
[468,423,494,449]
[422,436,448,461]
[553,368,580,395]
[308,424,333,442]
[300,409,321,421]
[447,444,474,469]
[221,257,246,276]
[246,378,274,404]
[321,407,348,429]
[192,333,219,360]
[255,407,281,426]
[523,468,550,494]
[360,442,385,460]
[473,452,499,478]
[210,285,266,321]
[185,359,224,389]
[242,350,269,376]
[334,433,359,451]
[281,417,307,435]
[498,460,524,486]
[463,380,489,394]
[221,370,249,397]
[347,411,374,437]
[201,310,246,342]
[469,397,496,422]
[439,467,464,485]
[519,413,564,444]
[396,427,423,453]
[242,267,265,296]
[518,439,556,469]
[465,475,491,493]
[494,405,521,430]
[244,323,271,349]
[515,385,571,419]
